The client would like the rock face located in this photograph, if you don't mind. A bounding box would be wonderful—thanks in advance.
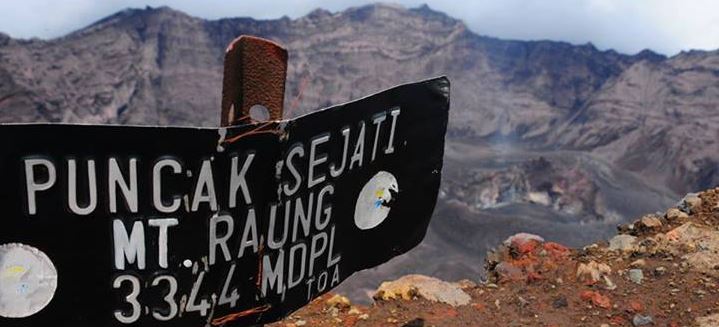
[550,53,719,193]
[0,4,716,194]
[5,5,603,125]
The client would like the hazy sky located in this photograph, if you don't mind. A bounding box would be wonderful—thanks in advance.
[0,0,716,56]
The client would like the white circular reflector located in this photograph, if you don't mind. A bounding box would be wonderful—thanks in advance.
[354,171,399,230]
[0,243,58,318]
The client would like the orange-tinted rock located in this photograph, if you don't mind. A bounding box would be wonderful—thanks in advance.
[343,315,358,327]
[504,233,545,257]
[628,300,644,313]
[514,239,540,255]
[580,290,611,309]
[527,271,544,283]
[543,242,570,258]
[609,315,627,325]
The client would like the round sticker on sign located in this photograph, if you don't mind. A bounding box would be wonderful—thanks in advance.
[354,171,399,230]
[0,243,58,318]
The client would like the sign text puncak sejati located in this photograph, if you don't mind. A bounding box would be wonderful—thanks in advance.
[0,77,449,326]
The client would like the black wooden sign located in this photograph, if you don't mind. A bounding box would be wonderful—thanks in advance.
[0,77,449,326]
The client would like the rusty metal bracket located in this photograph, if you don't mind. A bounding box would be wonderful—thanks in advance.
[221,36,288,127]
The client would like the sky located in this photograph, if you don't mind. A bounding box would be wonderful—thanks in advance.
[0,0,717,56]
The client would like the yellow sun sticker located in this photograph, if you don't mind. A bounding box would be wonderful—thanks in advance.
[1,265,27,278]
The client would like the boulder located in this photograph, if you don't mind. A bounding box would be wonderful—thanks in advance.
[503,233,545,247]
[638,215,663,229]
[679,193,702,214]
[608,234,637,252]
[374,274,471,307]
[576,261,611,284]
[665,207,689,220]
[664,223,719,277]
[326,294,351,309]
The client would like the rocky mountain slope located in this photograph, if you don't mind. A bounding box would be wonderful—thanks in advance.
[0,3,716,303]
[269,189,719,326]
[1,4,711,194]
[550,50,719,193]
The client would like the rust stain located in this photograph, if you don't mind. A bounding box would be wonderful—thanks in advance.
[255,239,265,290]
[221,35,288,127]
[222,121,284,145]
[210,304,271,326]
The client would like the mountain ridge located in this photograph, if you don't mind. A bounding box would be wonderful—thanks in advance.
[0,4,675,58]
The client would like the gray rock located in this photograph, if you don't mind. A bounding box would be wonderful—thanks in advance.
[503,233,544,246]
[629,269,644,284]
[666,208,689,220]
[639,215,663,229]
[679,193,702,214]
[609,234,638,252]
[632,314,653,326]
[552,296,568,309]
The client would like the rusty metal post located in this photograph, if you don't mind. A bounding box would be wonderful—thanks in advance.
[221,36,288,127]
[218,35,287,327]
